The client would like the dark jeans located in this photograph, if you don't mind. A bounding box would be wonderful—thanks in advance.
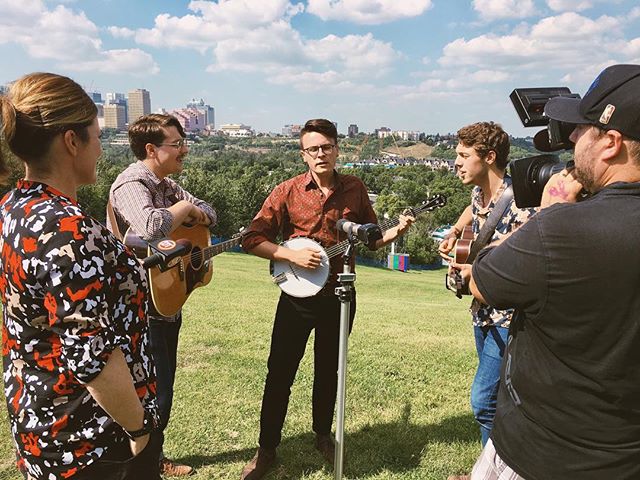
[258,292,356,449]
[148,315,182,455]
[72,434,161,480]
[471,324,509,446]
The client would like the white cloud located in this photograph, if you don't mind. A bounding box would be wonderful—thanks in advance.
[395,68,511,102]
[132,0,304,50]
[305,33,401,74]
[207,21,308,73]
[70,49,160,75]
[126,1,401,86]
[472,0,536,21]
[546,0,594,12]
[530,12,619,41]
[545,0,623,12]
[108,26,136,39]
[439,13,625,72]
[306,0,433,25]
[0,1,158,75]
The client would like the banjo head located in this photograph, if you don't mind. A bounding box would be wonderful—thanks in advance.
[272,237,330,298]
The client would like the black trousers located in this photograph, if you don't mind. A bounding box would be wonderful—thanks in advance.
[72,433,162,480]
[148,315,182,457]
[258,292,356,449]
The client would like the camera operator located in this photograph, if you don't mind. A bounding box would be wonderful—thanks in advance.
[456,64,640,479]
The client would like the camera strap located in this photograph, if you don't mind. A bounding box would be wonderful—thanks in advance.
[467,185,513,264]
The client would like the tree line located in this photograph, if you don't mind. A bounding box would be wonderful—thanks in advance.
[1,135,549,266]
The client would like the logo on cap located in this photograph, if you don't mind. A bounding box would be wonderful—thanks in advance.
[599,104,616,125]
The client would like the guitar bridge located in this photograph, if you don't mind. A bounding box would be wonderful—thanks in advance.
[178,260,185,281]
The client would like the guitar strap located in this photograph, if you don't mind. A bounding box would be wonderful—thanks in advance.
[467,185,514,264]
[107,200,124,242]
[447,185,514,298]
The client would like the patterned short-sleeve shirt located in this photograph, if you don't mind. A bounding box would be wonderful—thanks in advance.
[470,176,537,328]
[0,181,157,479]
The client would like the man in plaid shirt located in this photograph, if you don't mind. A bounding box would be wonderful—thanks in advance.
[108,114,217,477]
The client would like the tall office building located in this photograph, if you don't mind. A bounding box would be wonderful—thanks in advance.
[282,124,302,137]
[172,108,207,132]
[104,104,127,130]
[87,91,103,104]
[348,124,359,138]
[186,98,215,129]
[105,93,128,123]
[128,89,151,123]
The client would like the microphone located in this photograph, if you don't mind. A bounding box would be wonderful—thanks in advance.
[336,219,382,245]
[142,238,192,270]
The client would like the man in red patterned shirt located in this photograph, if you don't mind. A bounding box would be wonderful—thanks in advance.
[240,119,414,479]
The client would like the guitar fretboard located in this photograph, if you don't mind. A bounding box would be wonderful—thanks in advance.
[192,235,243,263]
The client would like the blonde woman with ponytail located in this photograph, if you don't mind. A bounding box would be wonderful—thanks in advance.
[0,73,161,480]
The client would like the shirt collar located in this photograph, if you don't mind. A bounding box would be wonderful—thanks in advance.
[303,170,342,191]
[137,161,165,186]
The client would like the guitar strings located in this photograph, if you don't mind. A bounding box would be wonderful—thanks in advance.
[179,237,242,264]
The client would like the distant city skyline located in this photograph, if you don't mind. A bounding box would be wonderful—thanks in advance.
[1,1,639,136]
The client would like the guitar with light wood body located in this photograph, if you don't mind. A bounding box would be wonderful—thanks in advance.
[124,224,243,316]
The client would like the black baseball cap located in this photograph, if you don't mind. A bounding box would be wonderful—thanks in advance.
[544,64,640,141]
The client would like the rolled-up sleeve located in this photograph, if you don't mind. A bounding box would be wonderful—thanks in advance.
[170,179,217,227]
[112,181,173,241]
[242,184,285,252]
[38,216,126,384]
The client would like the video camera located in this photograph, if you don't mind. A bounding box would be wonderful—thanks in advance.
[509,88,580,207]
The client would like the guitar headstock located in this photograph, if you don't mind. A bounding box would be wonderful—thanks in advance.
[404,194,447,217]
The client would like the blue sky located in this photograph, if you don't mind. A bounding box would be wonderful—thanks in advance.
[1,0,639,136]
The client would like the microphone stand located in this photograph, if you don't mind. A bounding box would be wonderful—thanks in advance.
[334,234,357,480]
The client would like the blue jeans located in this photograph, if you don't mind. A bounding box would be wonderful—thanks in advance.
[148,315,182,456]
[471,325,508,446]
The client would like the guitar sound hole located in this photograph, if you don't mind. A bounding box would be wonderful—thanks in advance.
[191,246,203,268]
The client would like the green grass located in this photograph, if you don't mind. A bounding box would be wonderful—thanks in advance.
[0,253,480,480]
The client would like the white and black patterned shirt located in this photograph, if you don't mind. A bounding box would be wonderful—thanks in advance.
[470,176,537,328]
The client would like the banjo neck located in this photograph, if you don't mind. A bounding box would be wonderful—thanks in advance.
[323,194,446,260]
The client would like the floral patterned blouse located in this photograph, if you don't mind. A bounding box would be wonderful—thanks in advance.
[0,181,157,479]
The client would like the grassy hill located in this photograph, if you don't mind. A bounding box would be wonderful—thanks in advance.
[0,253,481,480]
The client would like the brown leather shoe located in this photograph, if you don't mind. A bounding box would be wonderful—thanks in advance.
[240,447,276,480]
[446,475,470,480]
[160,457,194,476]
[314,434,335,467]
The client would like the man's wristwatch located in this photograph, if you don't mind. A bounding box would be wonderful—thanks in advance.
[124,409,155,439]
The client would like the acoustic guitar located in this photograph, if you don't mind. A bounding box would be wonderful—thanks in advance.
[445,225,474,298]
[124,224,243,316]
[271,194,446,298]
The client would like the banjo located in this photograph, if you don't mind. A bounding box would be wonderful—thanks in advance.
[271,194,446,298]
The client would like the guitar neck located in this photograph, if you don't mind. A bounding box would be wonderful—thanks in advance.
[201,236,243,262]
